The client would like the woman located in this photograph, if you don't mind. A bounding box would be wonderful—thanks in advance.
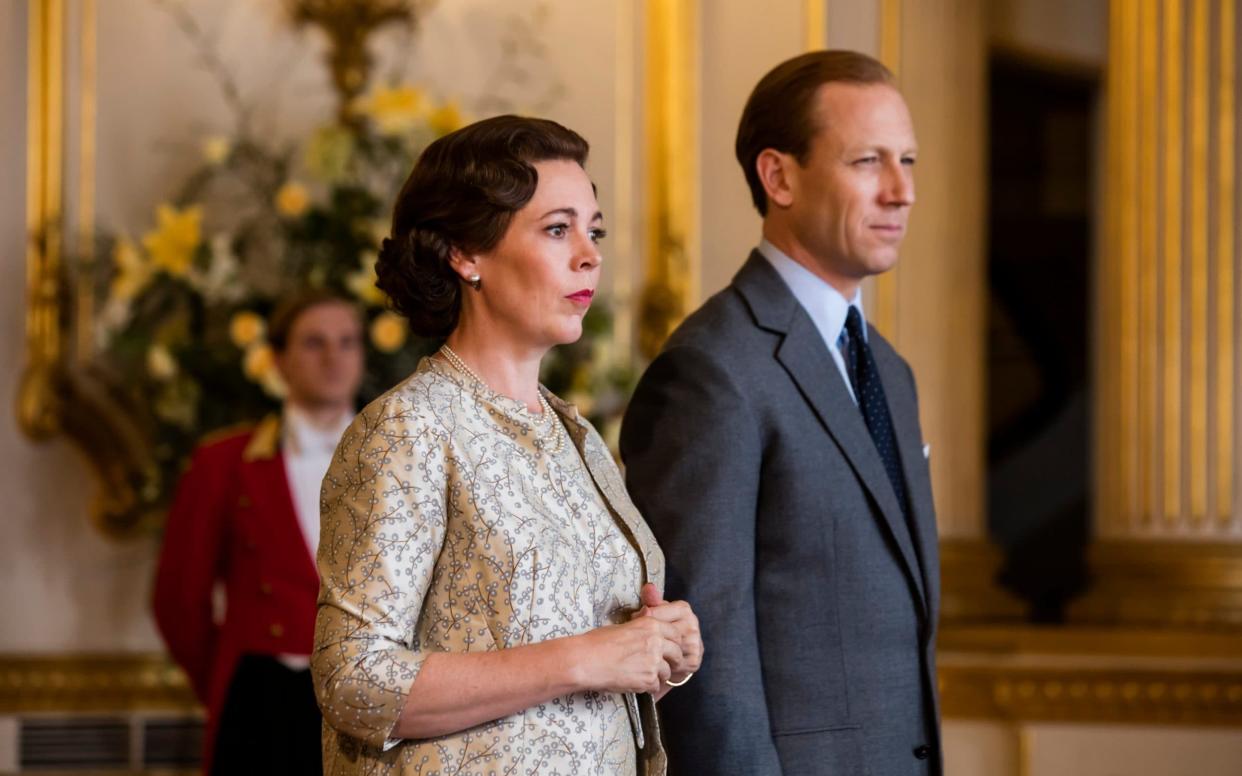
[312,115,702,776]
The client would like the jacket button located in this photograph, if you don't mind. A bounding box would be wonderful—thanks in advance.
[269,623,284,638]
[913,744,932,760]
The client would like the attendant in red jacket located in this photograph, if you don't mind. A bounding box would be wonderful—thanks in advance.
[153,290,365,775]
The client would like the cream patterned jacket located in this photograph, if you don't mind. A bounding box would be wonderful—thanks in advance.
[312,357,667,775]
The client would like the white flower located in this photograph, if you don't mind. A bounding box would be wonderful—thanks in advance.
[96,297,134,348]
[187,234,245,304]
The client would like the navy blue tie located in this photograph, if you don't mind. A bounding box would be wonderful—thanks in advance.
[842,307,911,520]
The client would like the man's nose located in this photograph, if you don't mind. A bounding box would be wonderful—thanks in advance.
[882,162,915,207]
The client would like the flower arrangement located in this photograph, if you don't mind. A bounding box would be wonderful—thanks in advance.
[91,8,633,516]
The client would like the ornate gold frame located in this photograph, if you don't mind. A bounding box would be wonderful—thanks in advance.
[939,625,1242,726]
[18,0,168,539]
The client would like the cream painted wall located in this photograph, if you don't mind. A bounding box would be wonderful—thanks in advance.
[697,1,799,297]
[893,0,987,537]
[1027,724,1242,776]
[942,720,1020,776]
[943,720,1242,776]
[93,0,631,296]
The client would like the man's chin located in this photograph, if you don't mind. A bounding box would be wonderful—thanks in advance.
[865,251,902,276]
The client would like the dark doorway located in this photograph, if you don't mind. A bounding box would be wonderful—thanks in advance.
[986,53,1098,622]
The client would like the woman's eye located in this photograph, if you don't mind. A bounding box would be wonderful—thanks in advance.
[901,157,917,166]
[854,156,879,165]
[589,228,607,243]
[546,224,568,238]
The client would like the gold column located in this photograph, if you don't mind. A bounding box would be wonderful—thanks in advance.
[1079,0,1242,627]
[1217,0,1235,531]
[1160,0,1183,527]
[18,0,67,441]
[638,0,699,359]
[804,0,826,51]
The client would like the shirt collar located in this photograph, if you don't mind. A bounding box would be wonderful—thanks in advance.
[282,403,352,456]
[757,238,866,346]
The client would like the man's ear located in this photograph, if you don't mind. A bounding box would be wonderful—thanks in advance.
[756,149,796,210]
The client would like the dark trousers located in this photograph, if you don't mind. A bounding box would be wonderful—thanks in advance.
[212,654,323,776]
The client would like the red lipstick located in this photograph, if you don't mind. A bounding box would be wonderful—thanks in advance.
[566,289,594,306]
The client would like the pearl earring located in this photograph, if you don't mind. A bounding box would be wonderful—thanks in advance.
[468,274,481,290]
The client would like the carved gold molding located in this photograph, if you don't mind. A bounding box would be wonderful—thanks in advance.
[0,655,196,714]
[1069,541,1242,628]
[940,665,1242,726]
[637,0,699,359]
[7,632,1242,729]
[939,625,1242,726]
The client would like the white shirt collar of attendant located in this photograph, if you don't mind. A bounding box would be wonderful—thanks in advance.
[757,238,866,348]
[282,403,352,457]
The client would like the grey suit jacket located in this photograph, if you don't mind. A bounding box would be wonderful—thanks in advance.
[621,252,942,776]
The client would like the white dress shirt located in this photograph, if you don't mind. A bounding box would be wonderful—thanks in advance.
[757,238,867,404]
[282,404,353,561]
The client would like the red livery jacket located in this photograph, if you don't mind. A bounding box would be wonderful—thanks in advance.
[152,415,319,767]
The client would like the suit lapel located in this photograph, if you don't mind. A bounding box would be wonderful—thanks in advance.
[733,253,928,619]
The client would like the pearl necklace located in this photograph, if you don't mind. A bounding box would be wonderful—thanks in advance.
[439,344,566,456]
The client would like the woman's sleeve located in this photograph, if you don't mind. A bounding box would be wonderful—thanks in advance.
[311,398,449,750]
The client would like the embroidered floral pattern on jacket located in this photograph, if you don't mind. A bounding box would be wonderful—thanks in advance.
[313,356,665,775]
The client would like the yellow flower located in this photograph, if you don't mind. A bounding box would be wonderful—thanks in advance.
[305,125,355,183]
[370,312,407,353]
[109,237,153,301]
[142,204,203,277]
[202,136,231,165]
[346,252,386,306]
[146,344,178,381]
[243,342,276,381]
[357,84,428,136]
[243,341,288,398]
[229,311,266,349]
[259,366,288,399]
[154,375,200,429]
[428,101,466,136]
[275,181,311,218]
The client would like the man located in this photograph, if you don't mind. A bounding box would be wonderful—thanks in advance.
[153,290,365,775]
[620,51,940,775]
